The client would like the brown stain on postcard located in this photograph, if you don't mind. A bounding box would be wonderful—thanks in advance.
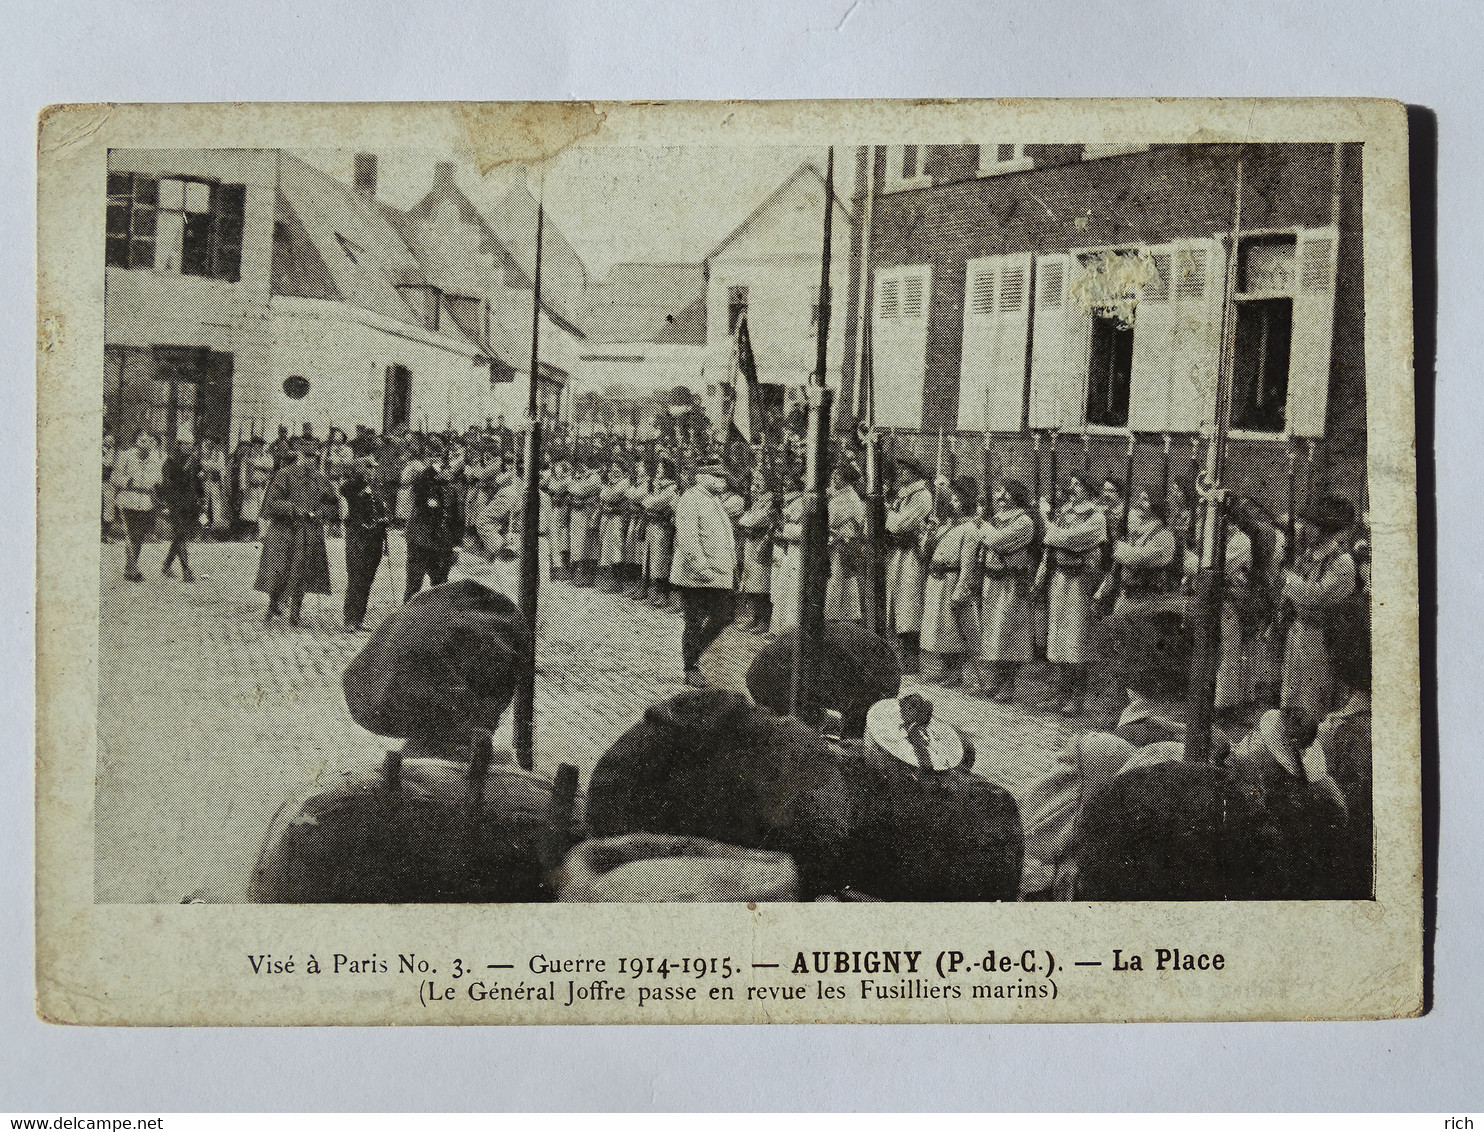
[457,103,607,174]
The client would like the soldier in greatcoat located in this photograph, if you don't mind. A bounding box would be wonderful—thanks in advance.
[566,456,604,587]
[254,436,339,626]
[596,458,632,592]
[825,463,865,624]
[546,456,573,581]
[919,476,982,688]
[643,458,680,608]
[733,468,774,632]
[622,463,652,598]
[977,479,1039,703]
[1035,471,1108,716]
[883,457,935,676]
[768,472,806,637]
[1279,494,1357,728]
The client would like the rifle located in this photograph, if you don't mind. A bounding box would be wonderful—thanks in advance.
[1098,432,1137,615]
[1284,442,1300,567]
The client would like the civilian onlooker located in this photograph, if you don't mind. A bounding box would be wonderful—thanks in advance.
[158,438,204,582]
[111,431,163,582]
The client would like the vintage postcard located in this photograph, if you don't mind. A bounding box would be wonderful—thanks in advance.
[36,98,1420,1025]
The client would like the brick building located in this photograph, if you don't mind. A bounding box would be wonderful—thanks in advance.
[837,143,1366,514]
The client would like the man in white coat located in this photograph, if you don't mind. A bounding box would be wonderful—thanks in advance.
[670,462,739,688]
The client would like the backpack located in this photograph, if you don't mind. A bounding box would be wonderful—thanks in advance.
[249,733,581,903]
[838,750,1024,902]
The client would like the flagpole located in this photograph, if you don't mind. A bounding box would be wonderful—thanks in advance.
[790,146,836,726]
[1183,156,1244,765]
[513,179,546,772]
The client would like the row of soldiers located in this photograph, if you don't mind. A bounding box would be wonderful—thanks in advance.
[529,424,1366,737]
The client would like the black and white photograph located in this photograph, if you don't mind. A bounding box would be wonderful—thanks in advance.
[36,98,1419,1025]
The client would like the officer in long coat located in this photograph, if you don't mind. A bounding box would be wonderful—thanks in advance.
[1280,494,1357,728]
[254,436,339,626]
[1036,471,1107,716]
[883,458,934,676]
[977,479,1039,703]
[919,476,982,688]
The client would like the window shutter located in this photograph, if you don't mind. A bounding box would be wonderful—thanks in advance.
[958,253,1031,432]
[1287,227,1339,438]
[1165,237,1228,433]
[871,265,930,430]
[215,183,246,282]
[1128,245,1176,431]
[958,258,998,431]
[1029,252,1087,429]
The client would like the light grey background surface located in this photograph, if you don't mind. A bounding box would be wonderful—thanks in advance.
[4,0,1477,1111]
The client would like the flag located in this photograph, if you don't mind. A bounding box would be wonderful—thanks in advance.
[729,309,760,444]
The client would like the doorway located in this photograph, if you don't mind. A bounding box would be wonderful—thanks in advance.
[383,364,411,433]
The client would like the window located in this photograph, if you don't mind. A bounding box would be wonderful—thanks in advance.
[1229,231,1338,436]
[978,144,1033,176]
[883,146,931,193]
[727,285,749,333]
[1085,311,1134,427]
[1231,299,1293,433]
[105,172,243,280]
[870,265,932,429]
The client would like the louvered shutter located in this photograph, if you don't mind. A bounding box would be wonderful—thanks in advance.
[1028,252,1083,429]
[1128,245,1175,431]
[1165,237,1228,433]
[872,266,929,430]
[1287,227,1339,438]
[958,253,1031,432]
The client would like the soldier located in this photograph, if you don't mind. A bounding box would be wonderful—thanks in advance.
[340,456,389,632]
[112,430,163,582]
[669,461,738,687]
[255,436,339,626]
[622,460,652,598]
[567,455,604,587]
[1105,486,1177,619]
[403,452,464,603]
[1279,494,1357,728]
[158,438,203,583]
[977,479,1039,704]
[734,466,775,632]
[596,457,632,593]
[643,457,680,609]
[238,436,274,541]
[768,469,806,637]
[883,457,934,676]
[1035,471,1108,716]
[918,476,981,688]
[547,454,573,581]
[825,463,865,624]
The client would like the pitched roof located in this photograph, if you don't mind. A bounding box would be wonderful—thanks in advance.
[582,262,707,345]
[272,151,426,327]
[703,162,854,263]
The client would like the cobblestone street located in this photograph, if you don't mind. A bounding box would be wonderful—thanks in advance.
[96,533,1084,903]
